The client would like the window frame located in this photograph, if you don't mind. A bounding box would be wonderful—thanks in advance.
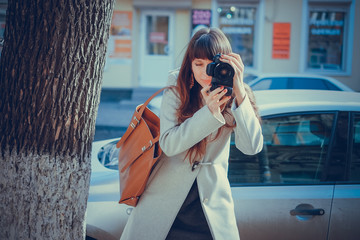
[300,0,355,76]
[343,111,360,184]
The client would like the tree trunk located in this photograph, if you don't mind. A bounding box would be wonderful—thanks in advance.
[0,0,114,239]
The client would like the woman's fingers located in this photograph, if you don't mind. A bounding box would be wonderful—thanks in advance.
[214,88,228,101]
[203,85,224,100]
[220,53,244,73]
[220,53,245,92]
[229,53,244,68]
[201,85,230,114]
[219,94,231,108]
[208,89,230,111]
[208,86,224,98]
[200,85,211,97]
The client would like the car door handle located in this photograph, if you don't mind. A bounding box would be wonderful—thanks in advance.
[290,208,325,216]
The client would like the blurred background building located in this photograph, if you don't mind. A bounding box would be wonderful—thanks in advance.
[103,0,359,91]
[0,0,358,140]
[0,0,358,91]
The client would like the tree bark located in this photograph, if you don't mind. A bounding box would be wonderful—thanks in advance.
[0,0,114,239]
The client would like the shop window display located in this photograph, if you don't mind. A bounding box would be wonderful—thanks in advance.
[307,3,350,72]
[218,6,256,67]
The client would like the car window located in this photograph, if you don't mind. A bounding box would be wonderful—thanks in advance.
[323,80,342,91]
[251,78,288,90]
[243,74,258,84]
[228,113,335,185]
[325,112,349,181]
[290,78,329,90]
[350,113,360,181]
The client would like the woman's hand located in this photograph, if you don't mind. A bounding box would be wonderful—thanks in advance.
[220,53,246,106]
[201,85,231,116]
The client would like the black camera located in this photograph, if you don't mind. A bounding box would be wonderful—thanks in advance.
[206,53,234,96]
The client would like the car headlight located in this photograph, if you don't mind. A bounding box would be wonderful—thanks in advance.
[97,140,119,170]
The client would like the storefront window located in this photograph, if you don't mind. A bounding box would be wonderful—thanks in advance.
[218,6,256,67]
[307,4,349,72]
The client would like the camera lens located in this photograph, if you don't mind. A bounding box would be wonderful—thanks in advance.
[220,68,229,76]
[215,63,234,81]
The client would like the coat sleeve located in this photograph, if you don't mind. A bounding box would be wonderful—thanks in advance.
[231,95,263,155]
[159,75,225,157]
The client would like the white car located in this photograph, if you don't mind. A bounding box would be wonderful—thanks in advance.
[86,138,127,240]
[86,90,360,240]
[245,73,354,91]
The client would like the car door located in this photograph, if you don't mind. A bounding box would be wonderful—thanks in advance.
[328,112,360,240]
[230,112,340,240]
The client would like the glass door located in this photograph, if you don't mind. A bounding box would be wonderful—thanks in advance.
[140,10,174,87]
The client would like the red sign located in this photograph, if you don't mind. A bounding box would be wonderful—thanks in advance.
[272,23,291,59]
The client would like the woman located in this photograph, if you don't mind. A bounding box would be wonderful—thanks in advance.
[120,27,263,240]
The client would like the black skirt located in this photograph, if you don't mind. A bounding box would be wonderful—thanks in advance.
[165,180,213,240]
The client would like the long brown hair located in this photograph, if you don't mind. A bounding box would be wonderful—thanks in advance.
[175,28,260,163]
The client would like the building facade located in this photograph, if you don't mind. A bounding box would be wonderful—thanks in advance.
[103,0,360,91]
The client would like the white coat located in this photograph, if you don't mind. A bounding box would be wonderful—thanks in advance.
[120,70,263,240]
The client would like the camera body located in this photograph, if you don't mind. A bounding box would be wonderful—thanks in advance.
[206,53,234,96]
